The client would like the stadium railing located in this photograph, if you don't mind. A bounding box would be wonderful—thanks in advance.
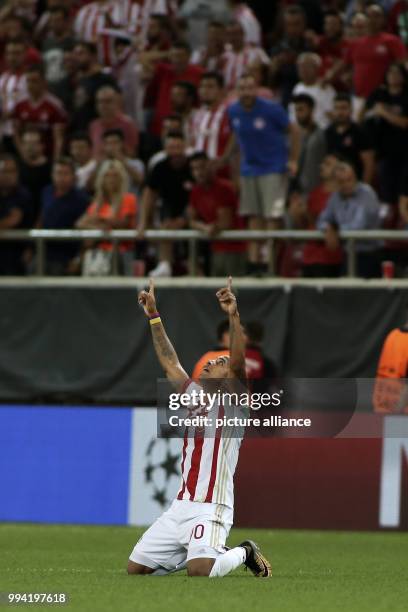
[0,229,407,277]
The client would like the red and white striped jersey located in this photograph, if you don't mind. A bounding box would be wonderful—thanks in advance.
[75,0,173,65]
[221,45,269,90]
[233,4,262,46]
[176,381,245,509]
[0,71,27,136]
[191,103,231,159]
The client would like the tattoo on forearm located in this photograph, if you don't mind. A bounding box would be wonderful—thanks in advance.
[151,324,178,366]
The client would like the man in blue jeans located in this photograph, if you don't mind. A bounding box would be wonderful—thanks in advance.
[218,74,300,275]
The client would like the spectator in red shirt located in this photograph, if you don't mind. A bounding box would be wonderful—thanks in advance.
[89,85,139,158]
[188,151,247,276]
[145,41,203,136]
[12,64,68,160]
[343,3,406,99]
[312,10,350,91]
[288,154,343,277]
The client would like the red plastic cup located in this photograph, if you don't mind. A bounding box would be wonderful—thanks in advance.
[382,260,395,279]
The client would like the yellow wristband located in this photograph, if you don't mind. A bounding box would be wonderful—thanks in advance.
[149,317,161,325]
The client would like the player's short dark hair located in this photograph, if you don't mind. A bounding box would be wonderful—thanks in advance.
[201,71,224,88]
[334,93,352,105]
[54,156,75,173]
[102,128,125,141]
[189,151,208,163]
[69,131,92,146]
[292,93,315,108]
[75,41,97,56]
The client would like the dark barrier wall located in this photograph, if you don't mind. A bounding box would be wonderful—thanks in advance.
[0,287,406,404]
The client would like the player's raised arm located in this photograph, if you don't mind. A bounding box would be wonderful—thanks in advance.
[216,277,246,381]
[138,279,189,386]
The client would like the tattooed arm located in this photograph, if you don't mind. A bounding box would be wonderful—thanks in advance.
[216,277,246,380]
[138,279,189,385]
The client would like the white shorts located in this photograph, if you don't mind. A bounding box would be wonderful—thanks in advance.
[129,499,233,571]
[240,173,287,219]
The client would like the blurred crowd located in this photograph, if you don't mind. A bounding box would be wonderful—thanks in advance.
[0,0,407,277]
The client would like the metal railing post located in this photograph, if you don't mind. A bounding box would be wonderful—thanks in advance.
[36,236,45,276]
[267,237,275,275]
[347,238,356,278]
[188,237,197,276]
[111,238,119,275]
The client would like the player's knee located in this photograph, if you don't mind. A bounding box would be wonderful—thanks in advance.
[127,560,153,575]
[187,559,214,577]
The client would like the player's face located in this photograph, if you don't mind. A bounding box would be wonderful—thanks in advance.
[201,356,230,379]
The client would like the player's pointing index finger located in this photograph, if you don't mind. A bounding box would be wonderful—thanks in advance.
[149,278,155,296]
[227,276,232,291]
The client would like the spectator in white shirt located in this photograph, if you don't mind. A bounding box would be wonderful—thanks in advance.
[289,52,336,129]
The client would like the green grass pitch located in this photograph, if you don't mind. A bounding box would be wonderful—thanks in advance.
[1,523,408,612]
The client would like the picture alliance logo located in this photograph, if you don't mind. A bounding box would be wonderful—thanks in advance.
[168,389,284,411]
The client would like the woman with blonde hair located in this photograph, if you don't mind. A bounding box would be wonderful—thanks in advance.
[76,159,137,275]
